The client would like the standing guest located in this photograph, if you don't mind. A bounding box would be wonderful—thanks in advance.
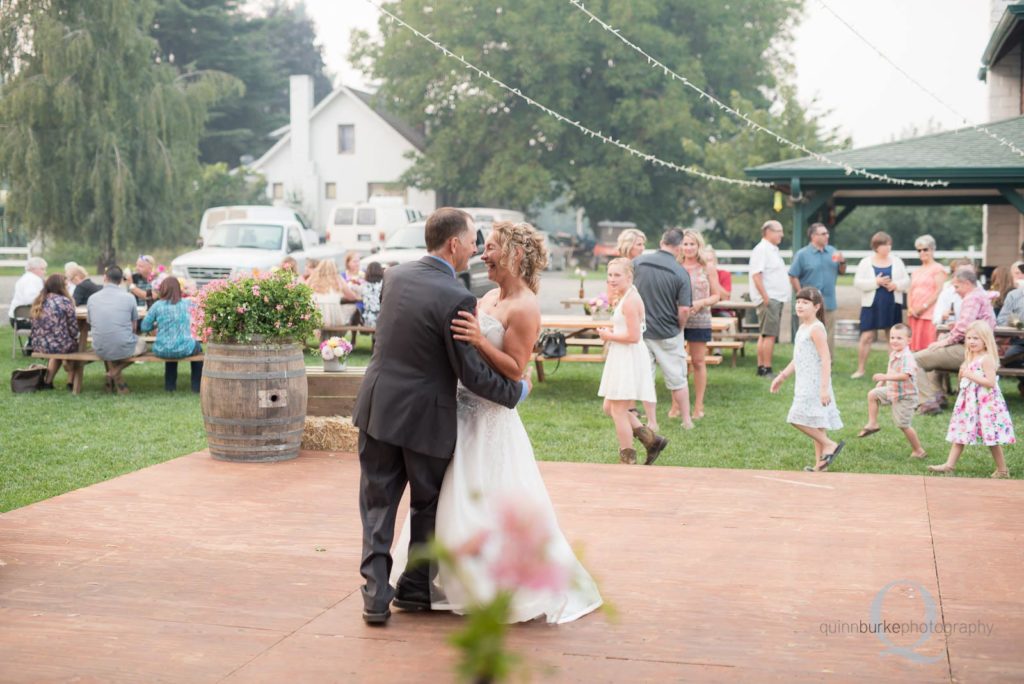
[704,246,733,317]
[308,260,361,329]
[906,235,947,351]
[8,257,47,336]
[88,265,147,395]
[988,265,1016,317]
[598,258,667,465]
[915,268,997,415]
[996,261,1024,367]
[770,287,844,472]
[633,228,694,430]
[128,255,157,305]
[856,323,926,459]
[927,321,1014,478]
[933,258,976,326]
[788,222,846,352]
[360,262,385,328]
[617,228,647,259]
[140,277,203,393]
[68,265,102,306]
[677,229,722,420]
[851,231,910,379]
[29,274,79,389]
[749,220,790,377]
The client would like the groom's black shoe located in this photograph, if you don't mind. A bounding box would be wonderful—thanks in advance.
[362,607,391,626]
[392,588,432,612]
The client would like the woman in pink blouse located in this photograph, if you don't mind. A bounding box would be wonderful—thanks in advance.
[907,235,947,351]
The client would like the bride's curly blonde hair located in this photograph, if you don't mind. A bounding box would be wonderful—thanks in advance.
[491,221,549,293]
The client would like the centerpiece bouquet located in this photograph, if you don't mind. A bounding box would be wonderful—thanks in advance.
[190,270,322,344]
[584,292,613,318]
[319,336,353,371]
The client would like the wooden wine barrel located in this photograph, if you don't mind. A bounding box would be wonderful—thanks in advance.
[200,342,308,462]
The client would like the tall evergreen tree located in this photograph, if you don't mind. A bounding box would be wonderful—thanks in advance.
[0,0,239,266]
[152,0,332,165]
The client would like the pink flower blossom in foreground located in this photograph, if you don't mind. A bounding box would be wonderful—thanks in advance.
[487,497,570,593]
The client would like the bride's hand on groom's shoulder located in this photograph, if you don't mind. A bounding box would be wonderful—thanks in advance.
[452,310,482,347]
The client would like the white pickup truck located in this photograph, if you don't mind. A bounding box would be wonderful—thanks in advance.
[171,219,346,287]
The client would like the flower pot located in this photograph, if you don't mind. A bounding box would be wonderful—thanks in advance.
[200,341,307,462]
[322,357,346,372]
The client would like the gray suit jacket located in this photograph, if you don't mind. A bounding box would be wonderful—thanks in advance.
[353,257,521,459]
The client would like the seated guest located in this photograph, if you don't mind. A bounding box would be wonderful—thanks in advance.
[128,255,156,305]
[914,268,996,415]
[29,274,79,389]
[64,262,80,298]
[988,265,1015,317]
[8,257,47,345]
[996,261,1024,367]
[68,265,102,306]
[301,257,320,283]
[933,258,974,326]
[360,261,385,328]
[308,260,360,330]
[88,265,147,394]
[141,277,203,392]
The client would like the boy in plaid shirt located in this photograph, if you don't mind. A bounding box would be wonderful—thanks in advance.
[857,323,927,458]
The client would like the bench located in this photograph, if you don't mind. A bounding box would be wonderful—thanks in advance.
[321,325,376,347]
[32,351,204,394]
[706,340,744,367]
[531,349,722,382]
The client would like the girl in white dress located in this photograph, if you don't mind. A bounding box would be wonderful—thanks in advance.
[598,258,666,465]
[770,287,845,472]
[391,221,602,624]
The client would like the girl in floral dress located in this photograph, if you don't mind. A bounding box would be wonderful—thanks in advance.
[928,321,1015,478]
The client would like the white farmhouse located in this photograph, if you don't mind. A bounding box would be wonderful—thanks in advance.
[250,75,436,233]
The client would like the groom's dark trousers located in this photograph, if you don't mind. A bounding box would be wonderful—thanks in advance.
[353,256,522,615]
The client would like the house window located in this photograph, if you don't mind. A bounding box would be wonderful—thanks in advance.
[325,182,336,199]
[272,183,284,200]
[338,124,355,153]
[367,182,406,200]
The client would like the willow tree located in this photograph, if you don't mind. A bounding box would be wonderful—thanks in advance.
[0,0,240,266]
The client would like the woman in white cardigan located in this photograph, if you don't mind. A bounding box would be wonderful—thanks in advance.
[851,231,910,378]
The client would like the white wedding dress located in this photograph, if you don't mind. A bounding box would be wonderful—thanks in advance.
[391,312,603,624]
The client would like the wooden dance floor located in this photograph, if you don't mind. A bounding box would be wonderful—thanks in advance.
[1,451,1022,682]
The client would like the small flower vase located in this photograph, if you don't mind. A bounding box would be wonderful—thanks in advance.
[593,309,612,321]
[323,357,345,372]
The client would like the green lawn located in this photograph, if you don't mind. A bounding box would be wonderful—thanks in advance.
[1,326,1020,512]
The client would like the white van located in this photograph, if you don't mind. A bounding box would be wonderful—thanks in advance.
[199,206,317,245]
[325,200,423,255]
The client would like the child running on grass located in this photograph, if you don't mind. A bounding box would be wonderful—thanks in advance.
[770,287,845,472]
[856,323,927,459]
[927,320,1015,478]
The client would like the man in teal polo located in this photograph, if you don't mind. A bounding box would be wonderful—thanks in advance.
[789,222,846,351]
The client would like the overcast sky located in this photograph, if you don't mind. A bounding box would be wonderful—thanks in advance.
[298,0,993,148]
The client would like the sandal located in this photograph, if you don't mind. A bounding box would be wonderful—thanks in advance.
[909,451,927,460]
[850,371,865,379]
[927,463,955,474]
[856,427,880,438]
[991,470,1010,479]
[822,440,845,467]
[681,420,694,430]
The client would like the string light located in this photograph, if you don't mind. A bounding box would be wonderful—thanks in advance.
[568,0,952,188]
[363,0,771,188]
[816,0,1024,158]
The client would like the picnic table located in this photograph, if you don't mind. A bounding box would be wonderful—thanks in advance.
[75,305,147,352]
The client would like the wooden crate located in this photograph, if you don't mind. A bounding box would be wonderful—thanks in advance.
[306,366,366,417]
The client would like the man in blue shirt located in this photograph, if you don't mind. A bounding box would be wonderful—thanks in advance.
[788,223,846,351]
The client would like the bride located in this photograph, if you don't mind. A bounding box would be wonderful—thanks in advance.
[391,221,602,624]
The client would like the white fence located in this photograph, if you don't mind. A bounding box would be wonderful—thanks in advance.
[0,247,29,268]
[713,249,984,274]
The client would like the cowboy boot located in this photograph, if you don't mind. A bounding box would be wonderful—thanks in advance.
[619,448,637,465]
[632,426,669,466]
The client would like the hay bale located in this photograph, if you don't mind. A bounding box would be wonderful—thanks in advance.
[302,415,360,452]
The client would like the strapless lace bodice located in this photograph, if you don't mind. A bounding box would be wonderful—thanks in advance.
[457,311,511,415]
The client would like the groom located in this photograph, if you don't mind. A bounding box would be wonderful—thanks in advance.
[353,207,528,626]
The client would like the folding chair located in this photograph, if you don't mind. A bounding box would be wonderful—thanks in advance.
[10,304,32,358]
